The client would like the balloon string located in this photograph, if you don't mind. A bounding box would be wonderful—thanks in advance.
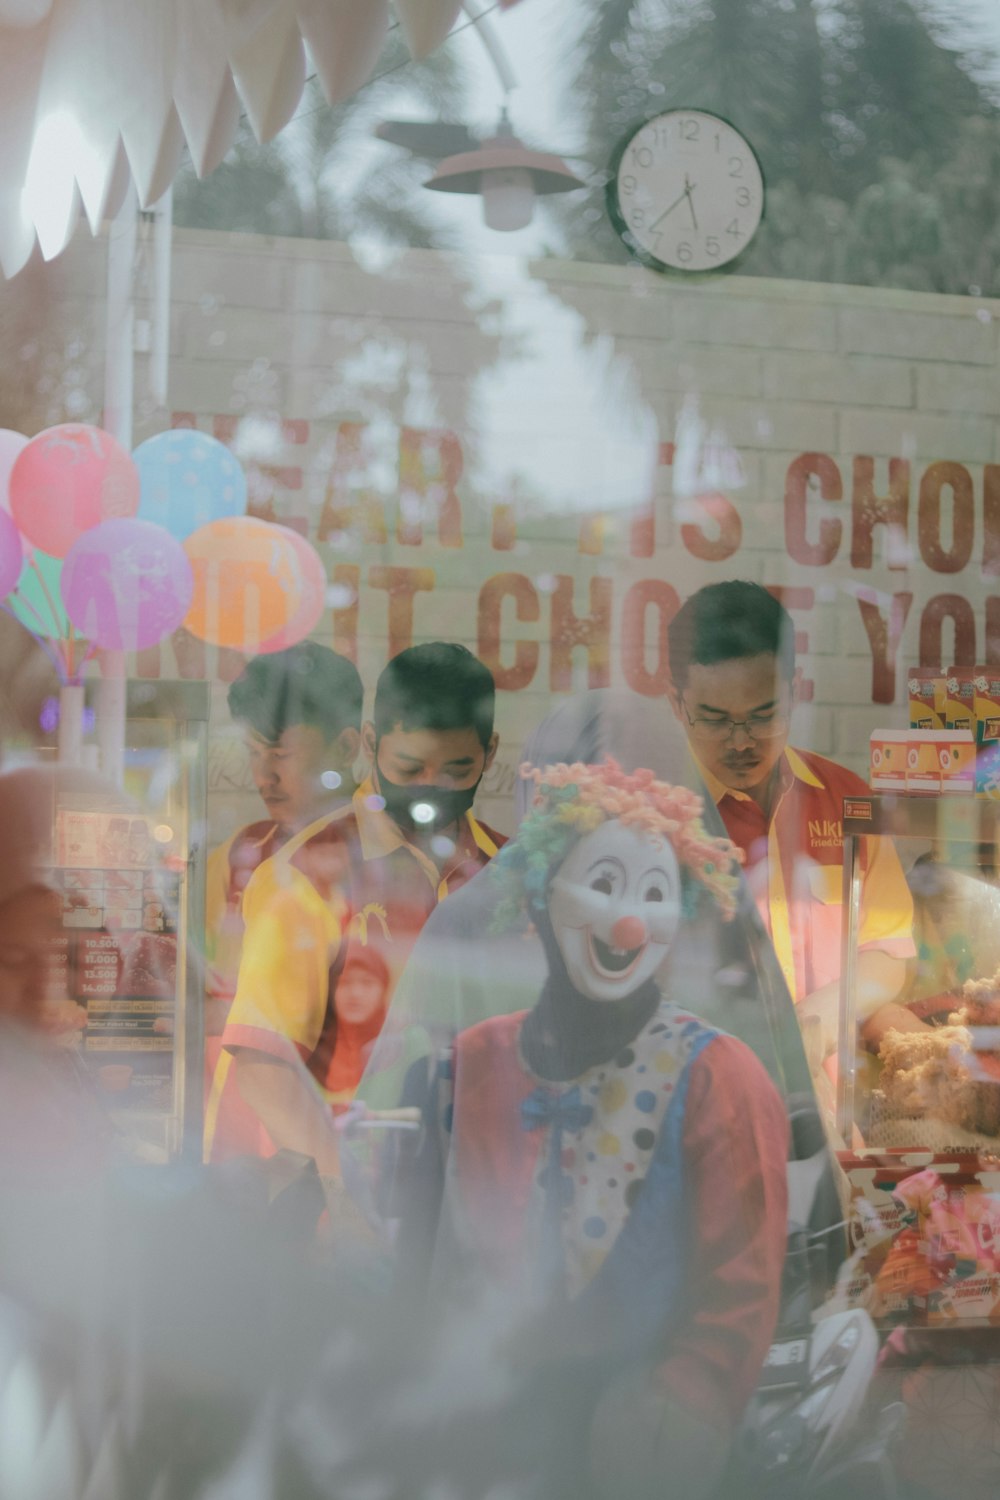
[0,601,68,684]
[28,555,62,637]
[73,642,97,684]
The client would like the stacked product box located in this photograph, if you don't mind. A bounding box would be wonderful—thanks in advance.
[975,666,1000,799]
[870,667,1000,795]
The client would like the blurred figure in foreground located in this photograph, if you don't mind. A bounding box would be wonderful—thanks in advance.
[0,766,108,1179]
[365,759,788,1500]
[0,773,370,1498]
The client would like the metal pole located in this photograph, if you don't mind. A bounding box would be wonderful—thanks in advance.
[99,183,138,785]
[837,829,863,1141]
[103,183,137,449]
[149,185,173,412]
[461,0,519,95]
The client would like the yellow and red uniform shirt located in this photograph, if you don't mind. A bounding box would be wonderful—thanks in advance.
[203,820,290,1160]
[204,819,287,1010]
[701,746,914,1005]
[204,782,504,1160]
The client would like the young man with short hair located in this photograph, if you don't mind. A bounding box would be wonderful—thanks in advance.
[203,643,364,1159]
[204,643,363,1031]
[208,642,504,1171]
[356,641,503,925]
[667,580,915,1067]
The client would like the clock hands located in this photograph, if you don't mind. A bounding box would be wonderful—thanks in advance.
[649,175,698,231]
[684,176,698,231]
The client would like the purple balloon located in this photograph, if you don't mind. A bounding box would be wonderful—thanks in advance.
[60,518,193,651]
[0,505,25,598]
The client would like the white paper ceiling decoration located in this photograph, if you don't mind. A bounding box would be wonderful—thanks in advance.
[0,0,475,278]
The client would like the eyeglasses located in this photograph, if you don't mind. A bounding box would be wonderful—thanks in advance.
[680,700,789,743]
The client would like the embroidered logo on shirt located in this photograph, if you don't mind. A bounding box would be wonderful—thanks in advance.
[352,903,391,943]
[808,817,843,848]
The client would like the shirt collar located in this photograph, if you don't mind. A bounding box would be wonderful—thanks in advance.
[693,746,824,806]
[784,746,825,788]
[352,776,493,863]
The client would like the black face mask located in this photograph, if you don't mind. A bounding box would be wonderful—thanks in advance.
[375,759,482,836]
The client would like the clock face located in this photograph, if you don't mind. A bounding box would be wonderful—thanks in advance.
[609,110,765,273]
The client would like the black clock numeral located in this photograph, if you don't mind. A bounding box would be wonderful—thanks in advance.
[705,236,721,259]
[630,208,646,227]
[621,173,637,196]
[728,156,745,178]
[631,145,654,168]
[736,186,752,208]
[677,241,694,264]
[680,118,700,142]
[727,218,742,238]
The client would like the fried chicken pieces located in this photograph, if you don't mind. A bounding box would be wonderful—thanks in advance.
[878,977,1000,1137]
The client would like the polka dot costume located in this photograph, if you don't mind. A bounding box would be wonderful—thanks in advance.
[522,1001,713,1297]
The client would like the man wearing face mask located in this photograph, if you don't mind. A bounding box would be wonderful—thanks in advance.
[213,642,504,1172]
[355,642,504,935]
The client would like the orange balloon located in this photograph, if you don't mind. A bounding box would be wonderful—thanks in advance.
[257,526,327,654]
[182,517,304,650]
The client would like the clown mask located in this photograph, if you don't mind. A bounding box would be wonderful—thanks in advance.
[547,819,681,1002]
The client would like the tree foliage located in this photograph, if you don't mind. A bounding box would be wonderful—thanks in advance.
[173,30,467,251]
[555,0,1000,294]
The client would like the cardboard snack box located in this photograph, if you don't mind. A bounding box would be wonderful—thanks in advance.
[870,730,908,791]
[944,666,976,732]
[909,668,947,730]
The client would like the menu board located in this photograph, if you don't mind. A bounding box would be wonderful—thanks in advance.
[52,809,180,1109]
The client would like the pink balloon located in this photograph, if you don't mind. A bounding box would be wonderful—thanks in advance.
[0,429,30,560]
[257,526,327,653]
[10,424,139,558]
[60,518,193,651]
[0,506,25,597]
[0,427,28,508]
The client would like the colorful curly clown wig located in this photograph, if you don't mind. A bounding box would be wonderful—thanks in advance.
[491,758,743,929]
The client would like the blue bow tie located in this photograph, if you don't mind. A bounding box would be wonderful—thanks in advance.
[520,1084,594,1135]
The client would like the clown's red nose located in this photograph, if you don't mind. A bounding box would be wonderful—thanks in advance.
[611,915,647,950]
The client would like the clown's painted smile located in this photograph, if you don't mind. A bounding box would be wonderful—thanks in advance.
[590,933,643,975]
[588,908,653,980]
[548,822,682,1003]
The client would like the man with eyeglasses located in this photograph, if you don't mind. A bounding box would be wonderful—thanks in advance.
[667,581,916,1072]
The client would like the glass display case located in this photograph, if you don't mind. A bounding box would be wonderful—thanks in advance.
[837,793,1000,1328]
[50,680,209,1164]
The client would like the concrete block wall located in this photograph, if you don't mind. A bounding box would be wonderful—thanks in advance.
[3,226,999,835]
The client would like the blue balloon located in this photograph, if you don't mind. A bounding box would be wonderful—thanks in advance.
[133,429,247,542]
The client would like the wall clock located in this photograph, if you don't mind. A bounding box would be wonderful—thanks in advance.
[607,110,765,273]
